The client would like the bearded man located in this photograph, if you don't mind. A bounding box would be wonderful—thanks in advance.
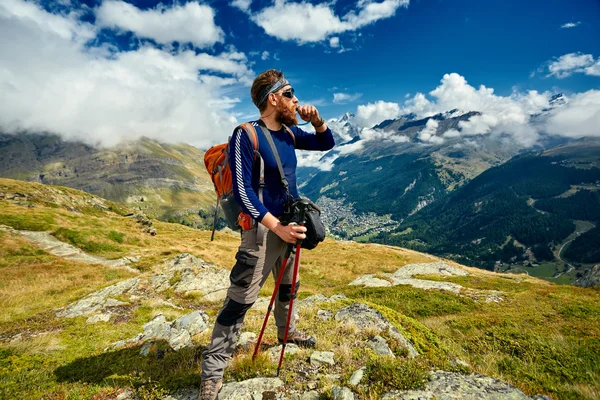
[199,69,335,400]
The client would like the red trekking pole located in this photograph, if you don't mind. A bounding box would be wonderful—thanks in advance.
[252,243,294,361]
[252,200,309,377]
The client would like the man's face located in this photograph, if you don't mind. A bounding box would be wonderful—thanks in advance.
[273,85,298,126]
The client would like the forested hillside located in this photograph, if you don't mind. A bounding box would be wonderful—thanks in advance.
[371,150,600,282]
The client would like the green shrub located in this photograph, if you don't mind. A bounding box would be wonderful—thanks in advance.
[107,230,125,243]
[0,213,54,231]
[53,228,123,255]
[365,356,429,392]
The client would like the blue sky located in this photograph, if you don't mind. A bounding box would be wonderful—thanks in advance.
[0,0,599,148]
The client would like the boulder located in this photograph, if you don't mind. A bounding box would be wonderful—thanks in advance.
[332,386,355,400]
[335,303,418,358]
[348,367,365,386]
[310,351,335,367]
[219,377,284,399]
[367,335,395,357]
[382,370,539,399]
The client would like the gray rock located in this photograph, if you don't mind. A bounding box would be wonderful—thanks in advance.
[110,310,209,352]
[151,274,171,292]
[104,298,129,307]
[383,370,533,399]
[115,388,136,400]
[348,367,365,386]
[56,278,140,318]
[173,267,230,302]
[268,344,301,362]
[143,314,172,340]
[349,262,468,293]
[349,274,392,287]
[172,310,209,336]
[291,391,319,400]
[368,335,395,357]
[310,351,335,366]
[332,386,354,400]
[219,377,284,399]
[161,388,197,400]
[335,303,418,358]
[393,262,469,279]
[575,264,600,287]
[140,341,153,356]
[168,329,192,351]
[382,390,433,399]
[317,310,333,321]
[299,293,348,308]
[86,313,112,324]
[237,332,257,350]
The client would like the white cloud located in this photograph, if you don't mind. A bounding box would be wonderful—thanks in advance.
[96,1,224,48]
[261,51,270,60]
[333,92,362,104]
[0,0,95,42]
[0,0,252,149]
[443,129,461,138]
[231,0,252,13]
[385,72,600,147]
[418,119,443,144]
[560,22,581,29]
[544,90,600,138]
[391,73,560,146]
[356,100,401,127]
[251,0,409,44]
[585,60,600,77]
[330,37,340,48]
[547,52,596,78]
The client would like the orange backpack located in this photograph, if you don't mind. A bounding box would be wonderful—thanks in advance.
[204,123,259,240]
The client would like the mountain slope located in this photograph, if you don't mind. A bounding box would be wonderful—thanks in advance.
[371,138,600,283]
[0,132,215,223]
[0,178,598,399]
[300,111,531,239]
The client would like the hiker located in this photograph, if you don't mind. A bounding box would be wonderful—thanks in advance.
[199,69,335,399]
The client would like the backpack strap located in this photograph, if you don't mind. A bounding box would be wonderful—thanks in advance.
[236,122,267,243]
[282,124,296,147]
[239,122,260,156]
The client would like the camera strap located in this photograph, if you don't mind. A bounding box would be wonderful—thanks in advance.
[256,125,292,199]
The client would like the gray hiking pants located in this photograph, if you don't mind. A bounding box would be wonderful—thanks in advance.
[201,226,299,381]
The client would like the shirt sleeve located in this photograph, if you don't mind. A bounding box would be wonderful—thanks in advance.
[292,126,335,151]
[229,127,269,222]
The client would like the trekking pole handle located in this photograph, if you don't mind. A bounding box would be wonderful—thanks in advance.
[298,199,310,226]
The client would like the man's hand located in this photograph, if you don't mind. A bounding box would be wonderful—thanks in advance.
[297,105,321,125]
[273,222,307,244]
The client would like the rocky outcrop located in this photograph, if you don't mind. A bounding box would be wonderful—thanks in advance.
[56,253,229,324]
[335,303,418,358]
[56,278,140,318]
[151,253,230,302]
[382,370,543,399]
[575,264,600,287]
[349,262,468,293]
[109,311,209,353]
[219,378,284,399]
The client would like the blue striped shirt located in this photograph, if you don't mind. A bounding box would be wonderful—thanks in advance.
[230,121,334,222]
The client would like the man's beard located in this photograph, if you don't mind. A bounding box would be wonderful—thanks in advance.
[275,102,298,126]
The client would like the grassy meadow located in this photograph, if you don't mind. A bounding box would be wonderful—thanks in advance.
[0,178,599,399]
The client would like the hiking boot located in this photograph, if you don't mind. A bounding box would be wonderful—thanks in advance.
[199,378,222,400]
[278,330,316,348]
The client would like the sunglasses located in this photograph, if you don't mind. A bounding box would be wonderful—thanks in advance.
[277,87,295,99]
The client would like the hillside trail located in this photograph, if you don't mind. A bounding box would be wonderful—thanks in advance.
[0,225,139,273]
